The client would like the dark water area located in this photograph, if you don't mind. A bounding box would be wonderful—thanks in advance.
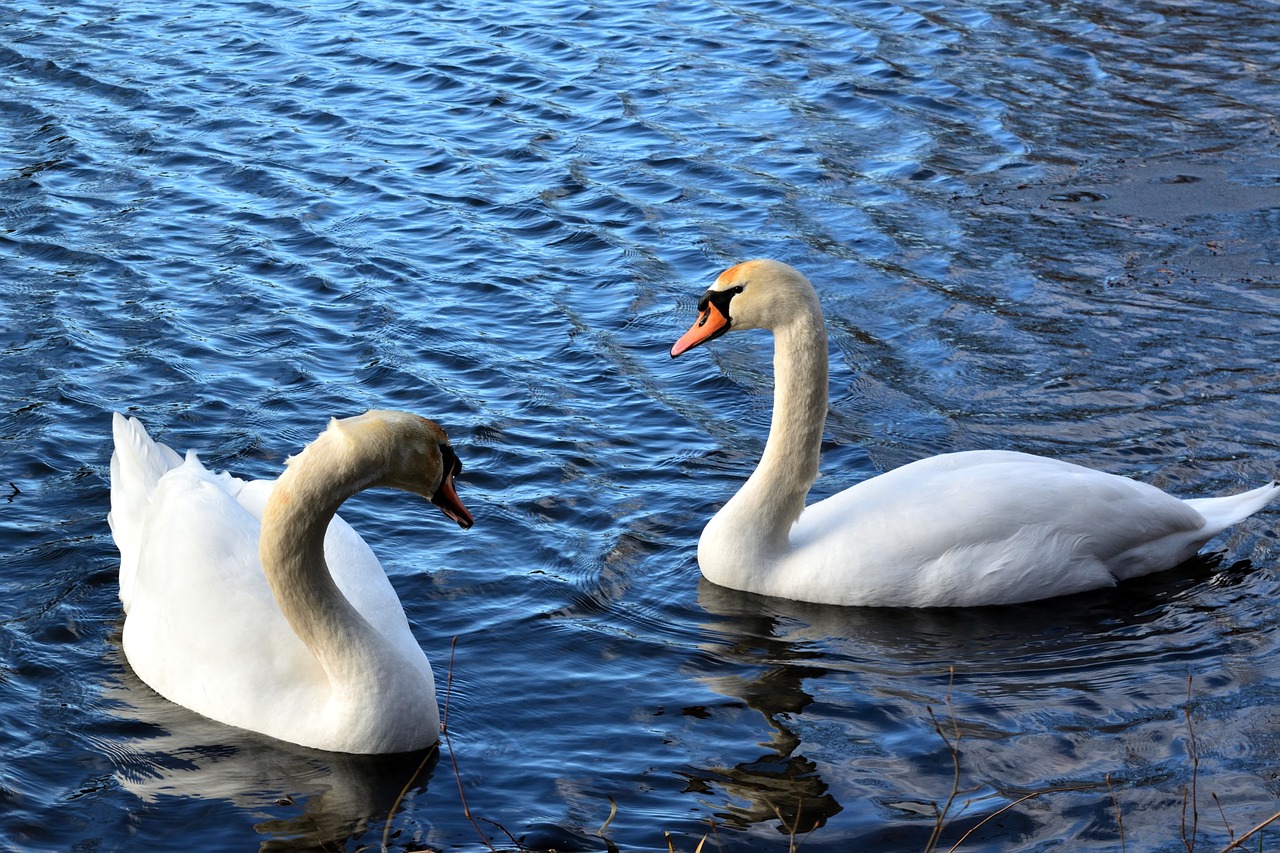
[2,0,1278,850]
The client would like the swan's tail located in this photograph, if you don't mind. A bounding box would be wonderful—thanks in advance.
[1184,480,1280,537]
[109,413,183,607]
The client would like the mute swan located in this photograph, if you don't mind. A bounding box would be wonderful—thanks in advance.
[108,410,474,753]
[670,259,1278,607]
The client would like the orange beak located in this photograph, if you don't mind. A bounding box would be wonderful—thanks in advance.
[670,301,731,358]
[431,447,474,529]
[431,467,473,529]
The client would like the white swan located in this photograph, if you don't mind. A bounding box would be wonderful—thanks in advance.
[108,410,474,753]
[670,259,1278,607]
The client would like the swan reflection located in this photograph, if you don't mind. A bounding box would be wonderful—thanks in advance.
[688,556,1240,848]
[687,579,843,838]
[100,654,438,852]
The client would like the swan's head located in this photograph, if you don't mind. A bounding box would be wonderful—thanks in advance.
[326,410,474,529]
[670,259,820,357]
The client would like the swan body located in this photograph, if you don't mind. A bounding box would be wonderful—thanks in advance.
[109,410,473,753]
[671,259,1278,607]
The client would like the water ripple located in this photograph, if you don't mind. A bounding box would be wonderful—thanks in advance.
[2,0,1279,849]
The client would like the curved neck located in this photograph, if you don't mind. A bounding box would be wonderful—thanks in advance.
[258,435,389,692]
[718,310,829,553]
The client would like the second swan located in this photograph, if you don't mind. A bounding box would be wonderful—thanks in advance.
[670,259,1277,607]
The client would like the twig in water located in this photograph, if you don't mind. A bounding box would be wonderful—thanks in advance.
[944,791,1040,853]
[381,743,440,853]
[1183,676,1200,853]
[665,831,708,853]
[1213,792,1234,847]
[477,815,527,850]
[1217,809,1280,853]
[1106,773,1126,853]
[598,796,618,836]
[768,797,820,853]
[943,784,1097,853]
[663,823,714,853]
[440,636,498,852]
[597,797,621,853]
[925,667,963,853]
[383,638,464,852]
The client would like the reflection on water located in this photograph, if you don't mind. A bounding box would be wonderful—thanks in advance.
[100,643,438,852]
[688,588,841,838]
[688,555,1276,849]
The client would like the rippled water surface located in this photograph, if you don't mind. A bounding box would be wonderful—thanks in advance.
[3,0,1279,850]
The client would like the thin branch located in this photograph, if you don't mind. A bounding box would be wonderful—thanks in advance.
[596,797,622,853]
[944,791,1042,853]
[442,636,458,734]
[1106,773,1126,853]
[1217,809,1280,853]
[1212,792,1234,846]
[441,636,497,851]
[477,815,528,850]
[664,826,711,853]
[1183,676,1200,853]
[767,797,820,853]
[598,796,618,837]
[943,784,1096,853]
[925,667,962,853]
[381,743,439,853]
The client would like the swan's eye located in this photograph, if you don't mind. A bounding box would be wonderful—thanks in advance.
[440,444,462,477]
[699,285,743,324]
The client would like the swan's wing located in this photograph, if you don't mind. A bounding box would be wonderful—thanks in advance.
[121,458,325,718]
[792,451,1208,605]
[110,414,255,609]
[110,413,184,608]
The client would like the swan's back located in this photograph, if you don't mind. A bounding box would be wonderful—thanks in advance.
[110,413,414,631]
[776,450,1276,606]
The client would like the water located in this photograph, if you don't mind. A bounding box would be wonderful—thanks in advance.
[2,0,1278,850]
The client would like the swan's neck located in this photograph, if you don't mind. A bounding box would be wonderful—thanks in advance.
[713,311,828,556]
[259,435,394,693]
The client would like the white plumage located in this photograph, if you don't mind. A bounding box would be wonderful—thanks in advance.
[671,259,1278,607]
[109,410,472,753]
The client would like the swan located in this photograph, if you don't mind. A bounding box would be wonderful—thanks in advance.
[108,409,474,753]
[670,259,1278,607]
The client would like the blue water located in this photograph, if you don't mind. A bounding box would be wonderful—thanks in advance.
[3,0,1279,850]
